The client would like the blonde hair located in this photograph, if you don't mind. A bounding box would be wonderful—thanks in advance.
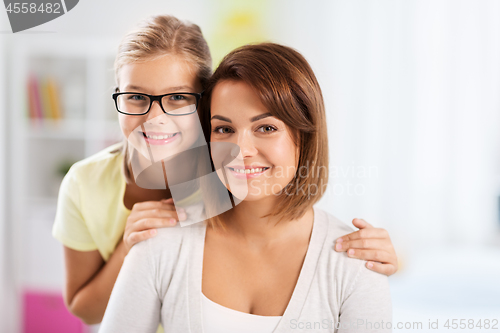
[110,14,212,184]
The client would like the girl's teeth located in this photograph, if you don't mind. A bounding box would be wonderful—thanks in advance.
[146,133,175,140]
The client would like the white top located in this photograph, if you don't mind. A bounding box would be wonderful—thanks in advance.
[100,206,392,333]
[202,292,281,333]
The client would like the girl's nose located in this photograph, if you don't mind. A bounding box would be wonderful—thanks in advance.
[147,100,165,123]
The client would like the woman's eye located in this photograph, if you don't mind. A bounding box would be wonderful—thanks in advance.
[213,126,233,134]
[257,125,277,133]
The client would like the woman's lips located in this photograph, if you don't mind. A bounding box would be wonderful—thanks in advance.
[225,166,270,179]
[141,131,180,145]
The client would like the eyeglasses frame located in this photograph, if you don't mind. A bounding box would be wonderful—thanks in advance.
[112,91,203,116]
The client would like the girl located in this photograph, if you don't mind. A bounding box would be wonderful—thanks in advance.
[52,15,397,330]
[99,43,392,333]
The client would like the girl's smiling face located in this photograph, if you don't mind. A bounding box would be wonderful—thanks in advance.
[117,54,204,162]
[210,80,298,201]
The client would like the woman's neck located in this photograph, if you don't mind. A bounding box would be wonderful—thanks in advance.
[221,198,314,249]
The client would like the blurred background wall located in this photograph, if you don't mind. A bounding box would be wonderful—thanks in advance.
[0,0,499,332]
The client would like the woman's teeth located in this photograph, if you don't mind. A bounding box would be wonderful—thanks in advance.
[231,167,269,174]
[143,133,177,140]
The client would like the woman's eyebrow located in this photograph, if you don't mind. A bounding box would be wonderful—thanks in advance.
[211,115,232,122]
[210,112,273,123]
[250,113,272,122]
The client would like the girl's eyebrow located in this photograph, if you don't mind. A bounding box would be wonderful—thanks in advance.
[210,113,273,123]
[123,85,194,92]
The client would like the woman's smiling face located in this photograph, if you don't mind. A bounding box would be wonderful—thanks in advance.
[210,80,298,201]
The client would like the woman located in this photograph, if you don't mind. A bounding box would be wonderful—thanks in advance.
[99,43,392,333]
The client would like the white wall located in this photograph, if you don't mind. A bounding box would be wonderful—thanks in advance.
[269,0,500,253]
[0,7,14,332]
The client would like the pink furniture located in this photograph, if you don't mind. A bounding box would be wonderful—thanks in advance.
[23,289,88,333]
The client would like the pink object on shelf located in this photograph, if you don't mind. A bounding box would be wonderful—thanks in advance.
[23,289,88,333]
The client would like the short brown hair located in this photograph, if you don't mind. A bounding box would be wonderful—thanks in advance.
[199,43,329,228]
[110,15,212,184]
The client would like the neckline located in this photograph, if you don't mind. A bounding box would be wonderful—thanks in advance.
[188,207,328,333]
[201,292,282,319]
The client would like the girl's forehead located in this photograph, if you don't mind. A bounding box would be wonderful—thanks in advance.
[118,57,200,93]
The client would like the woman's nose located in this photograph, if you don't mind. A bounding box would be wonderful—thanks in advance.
[237,132,258,158]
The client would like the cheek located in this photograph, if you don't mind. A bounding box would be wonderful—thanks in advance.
[173,115,204,141]
[263,134,298,181]
[119,114,149,140]
[118,114,133,137]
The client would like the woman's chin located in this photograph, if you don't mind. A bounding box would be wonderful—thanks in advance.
[231,190,278,203]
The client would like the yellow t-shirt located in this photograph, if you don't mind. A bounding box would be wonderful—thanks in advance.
[52,142,200,333]
[53,141,201,258]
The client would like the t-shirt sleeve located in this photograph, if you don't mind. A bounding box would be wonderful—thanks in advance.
[338,264,393,333]
[99,239,161,333]
[52,165,97,251]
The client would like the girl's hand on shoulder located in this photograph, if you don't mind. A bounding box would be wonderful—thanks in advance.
[123,198,186,254]
[334,218,398,276]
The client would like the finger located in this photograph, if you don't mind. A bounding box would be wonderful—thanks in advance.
[345,248,396,265]
[130,217,180,232]
[335,238,392,252]
[336,227,388,243]
[351,218,373,229]
[126,228,158,247]
[133,207,186,221]
[132,200,178,212]
[366,261,397,276]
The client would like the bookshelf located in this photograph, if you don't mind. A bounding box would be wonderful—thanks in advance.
[8,37,122,332]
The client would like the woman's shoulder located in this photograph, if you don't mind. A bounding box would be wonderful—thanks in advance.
[313,206,356,238]
[144,221,205,258]
[313,206,389,297]
[313,207,370,277]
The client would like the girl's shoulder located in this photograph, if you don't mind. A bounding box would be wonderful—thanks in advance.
[71,141,123,172]
[67,142,124,184]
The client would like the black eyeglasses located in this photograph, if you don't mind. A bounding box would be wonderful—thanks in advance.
[112,91,203,116]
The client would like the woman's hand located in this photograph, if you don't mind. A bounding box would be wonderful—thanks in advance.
[123,198,186,254]
[335,218,398,276]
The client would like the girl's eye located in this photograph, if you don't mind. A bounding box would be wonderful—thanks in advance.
[213,126,234,134]
[170,94,186,101]
[128,94,147,101]
[257,125,277,133]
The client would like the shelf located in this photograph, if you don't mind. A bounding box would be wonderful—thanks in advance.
[25,118,121,141]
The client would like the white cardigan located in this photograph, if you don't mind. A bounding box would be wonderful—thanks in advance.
[100,207,392,333]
